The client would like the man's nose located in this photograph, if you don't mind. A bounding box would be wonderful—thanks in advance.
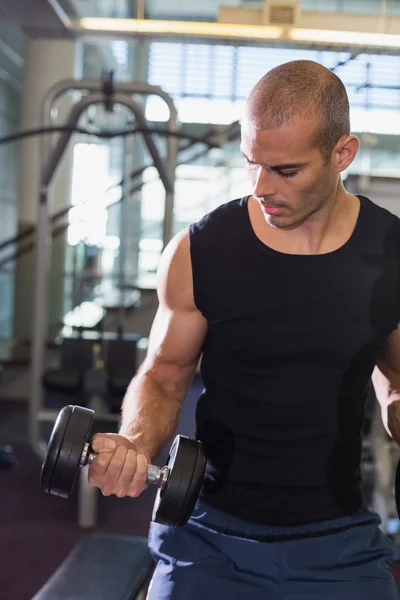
[252,167,277,199]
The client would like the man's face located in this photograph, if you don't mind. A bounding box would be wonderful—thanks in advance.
[240,115,339,229]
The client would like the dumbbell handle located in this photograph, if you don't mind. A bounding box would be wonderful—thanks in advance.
[80,443,170,489]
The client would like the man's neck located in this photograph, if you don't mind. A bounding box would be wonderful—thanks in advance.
[287,186,356,255]
[249,186,361,256]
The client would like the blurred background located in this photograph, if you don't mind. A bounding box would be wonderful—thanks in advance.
[1,1,400,598]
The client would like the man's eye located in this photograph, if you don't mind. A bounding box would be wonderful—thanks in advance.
[279,171,298,178]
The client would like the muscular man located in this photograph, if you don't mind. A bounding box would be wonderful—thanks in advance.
[89,60,400,598]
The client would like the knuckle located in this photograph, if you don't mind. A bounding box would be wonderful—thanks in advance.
[126,448,138,465]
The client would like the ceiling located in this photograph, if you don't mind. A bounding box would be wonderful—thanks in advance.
[1,0,400,41]
[1,0,400,80]
[0,0,77,38]
[0,0,244,34]
[70,0,241,21]
[69,0,400,20]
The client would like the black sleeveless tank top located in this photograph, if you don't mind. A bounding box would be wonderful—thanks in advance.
[189,195,400,525]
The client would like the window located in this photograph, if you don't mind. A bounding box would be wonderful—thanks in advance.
[147,42,400,135]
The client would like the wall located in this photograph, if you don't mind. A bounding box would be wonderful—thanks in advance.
[0,10,24,340]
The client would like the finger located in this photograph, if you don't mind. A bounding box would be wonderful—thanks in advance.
[101,446,128,496]
[114,449,138,498]
[88,451,113,486]
[91,434,117,453]
[127,454,148,498]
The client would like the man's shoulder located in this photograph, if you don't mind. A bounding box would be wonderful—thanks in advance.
[360,194,400,227]
[190,197,247,234]
[359,195,400,256]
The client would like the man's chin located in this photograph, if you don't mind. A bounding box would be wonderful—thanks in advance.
[264,214,299,230]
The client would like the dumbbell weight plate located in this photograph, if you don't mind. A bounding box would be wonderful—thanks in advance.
[41,405,94,498]
[152,435,206,527]
[395,458,400,517]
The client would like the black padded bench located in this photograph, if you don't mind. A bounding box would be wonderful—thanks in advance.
[32,533,154,600]
[42,338,94,395]
[43,333,140,407]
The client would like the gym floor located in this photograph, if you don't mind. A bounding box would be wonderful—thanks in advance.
[0,373,201,600]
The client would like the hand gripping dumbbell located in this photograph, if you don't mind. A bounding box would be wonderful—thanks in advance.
[40,405,206,527]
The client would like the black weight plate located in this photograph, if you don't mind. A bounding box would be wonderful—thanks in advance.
[152,436,205,527]
[41,405,94,498]
[41,405,73,494]
[51,405,94,498]
[395,459,400,518]
[177,440,206,527]
[152,436,199,526]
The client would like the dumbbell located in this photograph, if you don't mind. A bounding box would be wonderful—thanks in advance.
[40,405,206,527]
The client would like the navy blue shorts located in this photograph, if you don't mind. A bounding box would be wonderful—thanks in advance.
[147,499,399,599]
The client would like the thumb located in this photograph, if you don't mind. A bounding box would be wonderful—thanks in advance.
[91,434,117,453]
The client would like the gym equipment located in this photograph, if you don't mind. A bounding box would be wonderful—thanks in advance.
[106,336,140,411]
[41,405,207,527]
[42,333,140,412]
[23,73,237,528]
[32,533,154,600]
[29,75,179,466]
[43,337,94,395]
[0,123,224,149]
[395,460,400,517]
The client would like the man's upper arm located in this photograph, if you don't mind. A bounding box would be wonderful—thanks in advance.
[372,325,400,421]
[141,228,208,394]
[373,325,400,437]
[377,325,400,376]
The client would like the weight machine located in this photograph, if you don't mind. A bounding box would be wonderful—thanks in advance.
[28,72,179,526]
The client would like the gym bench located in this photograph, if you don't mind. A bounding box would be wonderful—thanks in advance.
[32,533,154,600]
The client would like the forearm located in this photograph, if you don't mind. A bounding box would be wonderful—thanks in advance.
[118,367,191,461]
[372,360,400,443]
